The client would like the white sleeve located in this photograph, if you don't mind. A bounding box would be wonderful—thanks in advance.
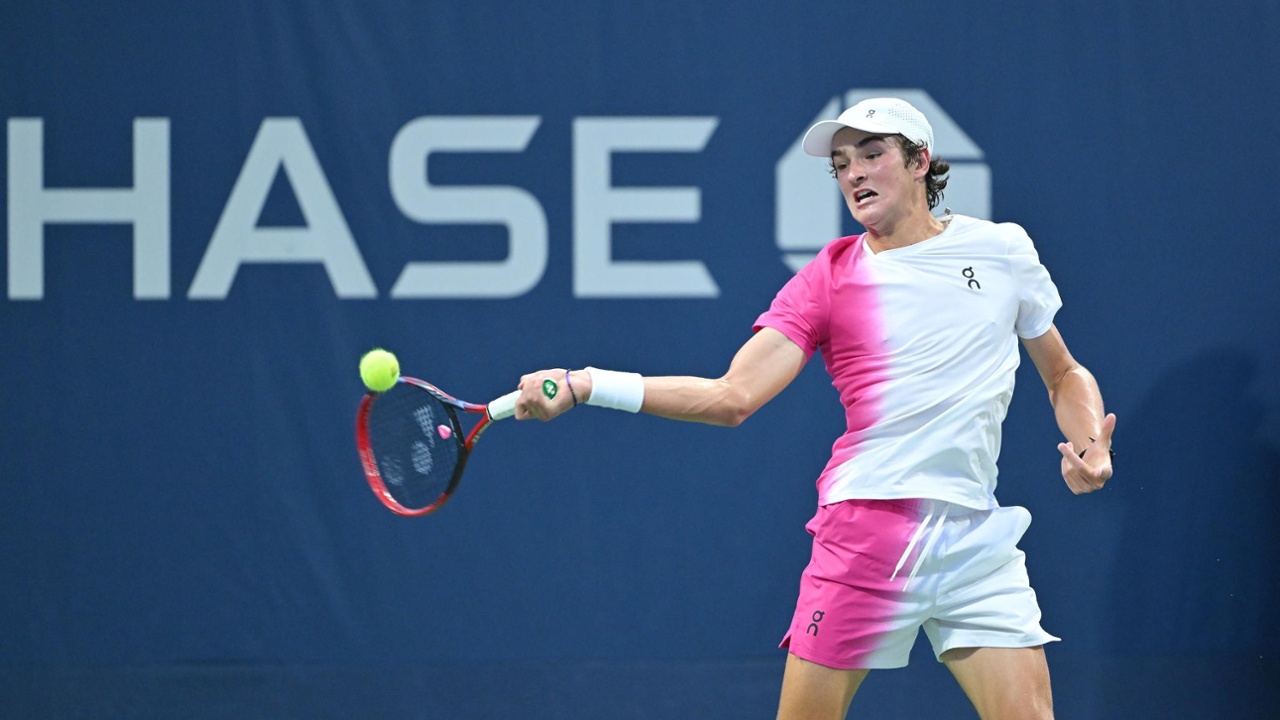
[1006,225,1062,338]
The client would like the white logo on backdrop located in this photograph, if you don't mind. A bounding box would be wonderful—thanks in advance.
[775,89,991,272]
[5,116,719,300]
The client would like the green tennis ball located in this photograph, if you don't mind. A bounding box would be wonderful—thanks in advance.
[359,348,400,392]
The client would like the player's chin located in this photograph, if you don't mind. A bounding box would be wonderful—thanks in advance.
[848,205,882,229]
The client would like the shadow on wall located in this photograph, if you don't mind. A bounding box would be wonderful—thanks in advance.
[1104,346,1280,655]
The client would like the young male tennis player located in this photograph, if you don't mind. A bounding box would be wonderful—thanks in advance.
[512,97,1115,720]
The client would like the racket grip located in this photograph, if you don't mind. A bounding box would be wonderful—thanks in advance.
[487,390,522,421]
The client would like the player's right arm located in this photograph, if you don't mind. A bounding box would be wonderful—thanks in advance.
[635,327,807,426]
[515,327,807,426]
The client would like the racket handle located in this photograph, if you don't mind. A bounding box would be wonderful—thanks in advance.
[487,390,521,421]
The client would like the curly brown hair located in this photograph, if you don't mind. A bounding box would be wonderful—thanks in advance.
[895,137,950,210]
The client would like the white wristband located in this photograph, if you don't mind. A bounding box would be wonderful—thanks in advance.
[584,367,645,413]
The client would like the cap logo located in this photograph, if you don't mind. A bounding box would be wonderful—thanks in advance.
[866,109,876,118]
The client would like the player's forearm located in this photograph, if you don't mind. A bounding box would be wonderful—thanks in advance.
[567,329,804,428]
[1048,365,1107,450]
[569,370,750,426]
[641,375,755,426]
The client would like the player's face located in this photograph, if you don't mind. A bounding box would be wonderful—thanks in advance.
[829,128,927,230]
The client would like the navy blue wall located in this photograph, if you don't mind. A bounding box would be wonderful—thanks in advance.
[3,2,1278,718]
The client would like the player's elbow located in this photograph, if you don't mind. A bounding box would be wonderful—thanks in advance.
[712,384,757,427]
[1046,362,1089,402]
[714,406,752,428]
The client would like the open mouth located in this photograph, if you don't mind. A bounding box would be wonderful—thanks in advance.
[854,189,877,204]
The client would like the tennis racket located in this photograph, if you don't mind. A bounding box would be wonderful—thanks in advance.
[356,376,520,516]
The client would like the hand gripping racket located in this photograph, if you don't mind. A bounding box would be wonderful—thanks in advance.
[356,377,520,516]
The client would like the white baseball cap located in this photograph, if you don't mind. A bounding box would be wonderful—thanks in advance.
[801,97,934,157]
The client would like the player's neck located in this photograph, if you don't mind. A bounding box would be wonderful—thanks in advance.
[863,205,946,254]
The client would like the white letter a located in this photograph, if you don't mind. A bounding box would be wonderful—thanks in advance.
[189,118,376,299]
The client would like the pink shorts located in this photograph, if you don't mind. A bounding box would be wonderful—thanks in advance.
[780,498,1059,670]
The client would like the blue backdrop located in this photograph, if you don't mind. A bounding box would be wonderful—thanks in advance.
[3,2,1278,718]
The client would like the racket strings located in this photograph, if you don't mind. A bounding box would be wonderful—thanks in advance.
[366,384,462,511]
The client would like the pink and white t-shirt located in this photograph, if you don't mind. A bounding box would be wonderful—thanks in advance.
[754,214,1061,510]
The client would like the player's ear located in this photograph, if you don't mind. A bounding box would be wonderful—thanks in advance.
[912,147,931,179]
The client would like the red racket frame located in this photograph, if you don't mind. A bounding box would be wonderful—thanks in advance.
[355,376,501,516]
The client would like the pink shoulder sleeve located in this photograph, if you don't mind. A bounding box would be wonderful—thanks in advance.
[752,249,834,362]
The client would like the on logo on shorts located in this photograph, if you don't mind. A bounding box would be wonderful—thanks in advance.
[806,610,825,636]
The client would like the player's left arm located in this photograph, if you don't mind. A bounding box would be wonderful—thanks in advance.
[1021,324,1116,494]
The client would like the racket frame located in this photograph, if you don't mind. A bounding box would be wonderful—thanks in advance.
[355,376,501,516]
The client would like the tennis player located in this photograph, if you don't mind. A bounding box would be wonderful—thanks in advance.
[513,97,1114,720]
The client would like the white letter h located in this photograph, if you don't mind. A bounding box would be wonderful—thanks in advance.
[7,118,170,299]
